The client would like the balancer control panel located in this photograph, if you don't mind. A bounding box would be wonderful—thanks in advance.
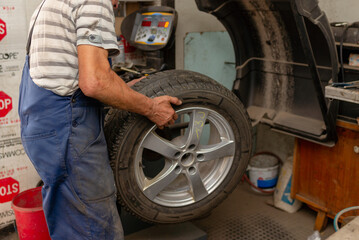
[133,12,174,46]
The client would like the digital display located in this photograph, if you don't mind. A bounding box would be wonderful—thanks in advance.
[135,13,174,47]
[158,22,166,27]
[142,21,152,27]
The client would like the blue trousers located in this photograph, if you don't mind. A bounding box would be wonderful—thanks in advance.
[18,56,124,239]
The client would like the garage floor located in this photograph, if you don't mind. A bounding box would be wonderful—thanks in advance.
[0,181,335,240]
[193,182,335,240]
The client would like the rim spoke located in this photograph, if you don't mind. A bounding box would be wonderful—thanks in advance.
[197,140,235,162]
[186,168,209,201]
[143,162,181,200]
[184,110,209,148]
[137,107,237,207]
[142,131,181,160]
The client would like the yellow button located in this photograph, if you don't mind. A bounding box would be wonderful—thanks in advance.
[165,22,169,28]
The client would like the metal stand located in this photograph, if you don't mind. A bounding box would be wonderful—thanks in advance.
[144,51,164,70]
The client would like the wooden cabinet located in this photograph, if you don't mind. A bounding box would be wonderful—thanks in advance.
[292,121,359,231]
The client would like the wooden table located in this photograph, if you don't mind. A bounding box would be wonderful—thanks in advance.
[291,120,359,231]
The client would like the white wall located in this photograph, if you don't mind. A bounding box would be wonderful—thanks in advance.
[25,0,42,30]
[319,0,359,23]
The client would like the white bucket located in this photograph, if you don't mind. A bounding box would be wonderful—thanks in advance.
[248,154,279,193]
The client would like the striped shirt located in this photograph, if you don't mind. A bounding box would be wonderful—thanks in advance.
[29,0,119,96]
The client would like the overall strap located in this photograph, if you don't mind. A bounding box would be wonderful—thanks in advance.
[26,0,47,55]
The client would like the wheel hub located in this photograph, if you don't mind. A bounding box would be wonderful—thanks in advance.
[180,152,195,167]
[135,107,236,207]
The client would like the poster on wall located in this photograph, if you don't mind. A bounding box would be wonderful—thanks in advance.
[0,0,41,229]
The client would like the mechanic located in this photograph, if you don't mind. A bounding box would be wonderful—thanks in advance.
[18,0,181,239]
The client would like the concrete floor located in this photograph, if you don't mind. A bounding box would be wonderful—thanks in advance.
[0,182,335,240]
[0,225,18,240]
[194,182,335,240]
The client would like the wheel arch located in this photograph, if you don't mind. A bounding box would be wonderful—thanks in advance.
[195,0,339,146]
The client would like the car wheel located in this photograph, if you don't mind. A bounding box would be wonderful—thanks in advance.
[105,70,252,223]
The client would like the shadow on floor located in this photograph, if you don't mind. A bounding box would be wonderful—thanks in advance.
[0,224,18,240]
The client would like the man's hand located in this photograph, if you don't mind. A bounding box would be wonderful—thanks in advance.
[146,96,182,129]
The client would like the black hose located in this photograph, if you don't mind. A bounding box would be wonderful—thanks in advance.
[340,25,348,82]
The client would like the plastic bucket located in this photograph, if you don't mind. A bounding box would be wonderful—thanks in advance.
[248,154,279,193]
[11,187,50,240]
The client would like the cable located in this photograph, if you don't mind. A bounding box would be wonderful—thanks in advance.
[333,206,359,231]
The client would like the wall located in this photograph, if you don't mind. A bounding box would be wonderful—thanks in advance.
[0,0,43,229]
[25,0,42,29]
[319,0,359,23]
[174,0,225,70]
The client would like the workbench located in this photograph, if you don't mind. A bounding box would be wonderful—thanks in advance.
[290,85,359,231]
[325,84,359,104]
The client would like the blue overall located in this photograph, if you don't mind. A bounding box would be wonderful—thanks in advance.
[18,2,123,239]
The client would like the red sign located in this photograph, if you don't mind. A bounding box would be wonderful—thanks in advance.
[120,35,136,53]
[0,18,6,42]
[0,91,12,118]
[0,177,19,203]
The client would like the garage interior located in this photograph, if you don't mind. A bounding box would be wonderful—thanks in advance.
[0,0,359,239]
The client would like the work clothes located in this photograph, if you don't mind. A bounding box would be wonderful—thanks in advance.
[29,0,119,96]
[19,56,124,240]
[18,0,123,239]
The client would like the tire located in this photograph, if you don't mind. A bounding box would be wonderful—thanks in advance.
[104,70,252,223]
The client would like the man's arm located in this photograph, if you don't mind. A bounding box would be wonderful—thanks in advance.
[78,45,181,128]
